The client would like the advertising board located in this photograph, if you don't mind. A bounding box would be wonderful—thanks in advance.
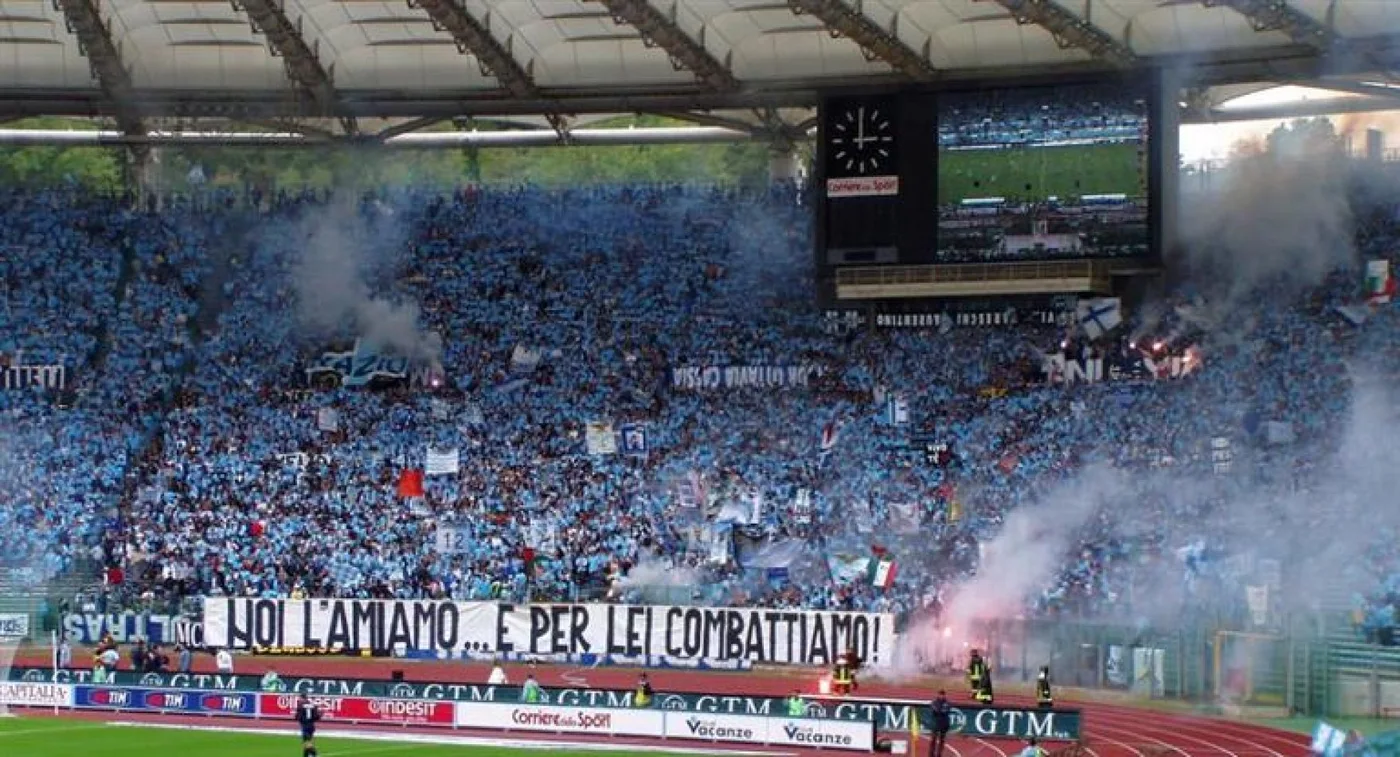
[455,701,665,737]
[10,667,1081,740]
[258,693,454,726]
[73,686,256,716]
[663,711,874,751]
[0,681,72,707]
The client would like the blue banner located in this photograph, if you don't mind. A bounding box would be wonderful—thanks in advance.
[74,685,256,716]
[63,613,202,647]
[307,340,409,387]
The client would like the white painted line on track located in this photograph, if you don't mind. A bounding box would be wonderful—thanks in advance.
[103,720,795,756]
[0,724,107,737]
[973,737,1009,756]
[327,744,427,757]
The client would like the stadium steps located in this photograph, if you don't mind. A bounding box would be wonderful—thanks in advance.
[117,216,258,515]
[83,220,139,374]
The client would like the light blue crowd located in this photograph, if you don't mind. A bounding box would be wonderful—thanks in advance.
[0,182,1397,638]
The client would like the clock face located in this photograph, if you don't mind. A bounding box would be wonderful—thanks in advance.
[829,104,895,175]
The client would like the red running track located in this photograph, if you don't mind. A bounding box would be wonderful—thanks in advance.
[21,653,1315,756]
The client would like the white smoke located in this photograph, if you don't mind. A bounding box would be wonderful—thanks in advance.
[618,557,702,591]
[1177,128,1356,301]
[291,198,442,362]
[939,466,1127,630]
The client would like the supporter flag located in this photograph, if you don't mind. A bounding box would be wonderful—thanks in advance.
[619,423,648,457]
[510,344,543,374]
[431,398,451,421]
[1076,297,1122,339]
[1366,259,1395,305]
[425,447,460,476]
[522,547,539,580]
[820,420,842,453]
[887,394,909,426]
[948,498,963,523]
[585,422,617,455]
[1311,722,1349,757]
[397,469,425,498]
[889,502,920,533]
[867,558,897,589]
[827,554,869,583]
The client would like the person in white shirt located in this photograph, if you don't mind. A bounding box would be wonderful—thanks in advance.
[1018,738,1048,757]
[487,663,508,685]
[216,648,234,673]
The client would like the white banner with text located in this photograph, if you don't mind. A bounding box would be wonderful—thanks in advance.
[202,599,895,668]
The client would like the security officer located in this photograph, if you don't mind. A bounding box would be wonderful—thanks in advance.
[635,673,654,708]
[967,649,987,701]
[1036,666,1053,708]
[833,647,859,694]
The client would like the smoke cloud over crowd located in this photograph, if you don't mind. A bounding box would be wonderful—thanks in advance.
[888,119,1400,678]
[291,198,442,362]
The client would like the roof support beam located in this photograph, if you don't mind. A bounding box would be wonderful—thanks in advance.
[1201,0,1334,49]
[51,0,146,135]
[787,0,939,81]
[591,1,797,146]
[407,0,565,133]
[591,0,741,90]
[982,0,1137,69]
[231,0,356,134]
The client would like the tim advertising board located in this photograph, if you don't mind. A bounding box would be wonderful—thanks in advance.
[258,693,453,726]
[73,686,255,716]
[455,702,664,737]
[666,712,874,751]
[0,682,73,707]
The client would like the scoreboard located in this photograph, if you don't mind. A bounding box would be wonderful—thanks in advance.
[814,75,1165,305]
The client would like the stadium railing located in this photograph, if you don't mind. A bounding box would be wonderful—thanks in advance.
[833,260,1112,299]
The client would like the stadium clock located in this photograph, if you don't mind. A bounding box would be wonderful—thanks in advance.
[828,103,895,176]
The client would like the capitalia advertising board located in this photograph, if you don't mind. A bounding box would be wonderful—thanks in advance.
[0,681,72,707]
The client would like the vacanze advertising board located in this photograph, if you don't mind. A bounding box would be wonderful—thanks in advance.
[202,598,896,668]
[10,668,1080,740]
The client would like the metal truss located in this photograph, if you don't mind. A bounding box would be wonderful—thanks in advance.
[787,0,938,81]
[593,0,798,144]
[51,0,146,135]
[1202,0,1333,49]
[984,0,1137,69]
[231,0,356,134]
[592,0,740,89]
[408,0,568,136]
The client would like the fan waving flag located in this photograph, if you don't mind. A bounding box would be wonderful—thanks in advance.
[397,469,425,498]
[1076,297,1122,339]
[425,447,460,476]
[867,558,898,589]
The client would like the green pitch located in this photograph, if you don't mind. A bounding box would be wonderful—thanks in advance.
[0,716,726,757]
[938,143,1143,202]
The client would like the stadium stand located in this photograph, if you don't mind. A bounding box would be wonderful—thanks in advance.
[1,178,1398,645]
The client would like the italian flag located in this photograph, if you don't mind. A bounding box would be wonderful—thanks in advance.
[868,558,897,589]
[1366,259,1396,305]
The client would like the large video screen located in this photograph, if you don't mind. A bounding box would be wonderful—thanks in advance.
[937,80,1151,263]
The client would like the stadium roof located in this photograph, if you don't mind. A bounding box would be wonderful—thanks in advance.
[5,0,1400,140]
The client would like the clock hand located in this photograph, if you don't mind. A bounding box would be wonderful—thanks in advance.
[856,106,866,147]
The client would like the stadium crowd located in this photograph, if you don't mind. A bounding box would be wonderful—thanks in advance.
[0,177,1397,643]
[938,85,1148,149]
